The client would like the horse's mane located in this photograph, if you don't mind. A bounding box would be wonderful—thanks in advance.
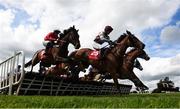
[116,33,126,43]
[60,27,75,40]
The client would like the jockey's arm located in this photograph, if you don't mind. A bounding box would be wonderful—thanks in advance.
[100,36,112,44]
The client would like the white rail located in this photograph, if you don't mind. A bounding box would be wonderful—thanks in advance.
[0,51,25,95]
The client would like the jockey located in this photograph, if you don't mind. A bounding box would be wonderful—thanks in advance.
[43,30,61,55]
[93,25,114,59]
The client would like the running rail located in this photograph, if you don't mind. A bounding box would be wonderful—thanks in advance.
[0,51,25,95]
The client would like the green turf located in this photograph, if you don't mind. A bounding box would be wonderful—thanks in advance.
[0,93,180,108]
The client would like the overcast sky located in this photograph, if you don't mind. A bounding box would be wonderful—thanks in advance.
[0,0,180,91]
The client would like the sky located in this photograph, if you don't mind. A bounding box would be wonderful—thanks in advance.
[0,0,180,91]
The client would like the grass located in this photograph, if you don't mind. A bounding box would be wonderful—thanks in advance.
[0,93,180,108]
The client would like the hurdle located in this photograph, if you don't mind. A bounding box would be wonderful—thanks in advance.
[0,51,132,95]
[0,51,25,95]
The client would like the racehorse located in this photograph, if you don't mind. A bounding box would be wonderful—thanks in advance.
[25,26,81,73]
[44,63,70,78]
[44,50,87,80]
[94,48,150,91]
[69,30,145,90]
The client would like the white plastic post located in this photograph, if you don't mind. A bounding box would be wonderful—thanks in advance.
[8,52,16,95]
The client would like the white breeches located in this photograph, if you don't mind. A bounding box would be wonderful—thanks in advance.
[92,42,109,49]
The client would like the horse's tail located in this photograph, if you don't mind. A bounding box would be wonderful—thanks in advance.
[25,59,32,68]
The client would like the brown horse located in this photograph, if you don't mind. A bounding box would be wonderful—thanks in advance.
[25,26,81,73]
[119,48,150,91]
[94,48,150,91]
[44,63,69,78]
[69,31,145,90]
[44,49,87,80]
[45,61,86,81]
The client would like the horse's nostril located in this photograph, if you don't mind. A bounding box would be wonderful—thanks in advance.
[142,44,145,49]
[147,57,150,60]
[76,43,80,49]
[75,44,80,49]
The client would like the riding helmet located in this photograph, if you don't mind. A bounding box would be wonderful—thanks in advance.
[53,30,61,34]
[104,25,113,32]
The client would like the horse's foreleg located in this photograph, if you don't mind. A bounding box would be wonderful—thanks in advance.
[129,72,148,90]
[100,75,108,83]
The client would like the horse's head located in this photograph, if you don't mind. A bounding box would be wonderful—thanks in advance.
[116,31,145,50]
[61,25,81,49]
[137,49,150,61]
[126,30,145,49]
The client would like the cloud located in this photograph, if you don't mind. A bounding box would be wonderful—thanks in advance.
[140,54,180,78]
[0,9,15,60]
[133,53,180,90]
[160,23,180,44]
[0,0,179,49]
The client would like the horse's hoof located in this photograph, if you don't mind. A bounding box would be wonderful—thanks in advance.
[143,86,149,90]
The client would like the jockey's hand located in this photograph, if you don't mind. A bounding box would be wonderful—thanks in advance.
[108,40,114,45]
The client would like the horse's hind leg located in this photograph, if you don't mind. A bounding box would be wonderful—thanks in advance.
[29,51,41,74]
[109,69,120,91]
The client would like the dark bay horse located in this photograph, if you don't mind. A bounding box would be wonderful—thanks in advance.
[69,31,145,90]
[95,48,150,91]
[45,53,86,80]
[44,61,86,80]
[44,63,69,78]
[118,48,150,91]
[25,26,81,73]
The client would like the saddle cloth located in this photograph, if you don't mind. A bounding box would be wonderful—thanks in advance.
[88,50,100,60]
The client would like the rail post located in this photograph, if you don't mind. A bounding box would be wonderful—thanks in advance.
[8,52,16,95]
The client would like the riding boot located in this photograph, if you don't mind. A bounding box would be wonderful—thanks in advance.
[104,48,109,57]
[100,48,109,59]
[44,47,49,55]
[100,48,105,59]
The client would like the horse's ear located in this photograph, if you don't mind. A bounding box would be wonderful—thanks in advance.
[126,30,131,35]
[73,25,75,28]
[77,29,79,32]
